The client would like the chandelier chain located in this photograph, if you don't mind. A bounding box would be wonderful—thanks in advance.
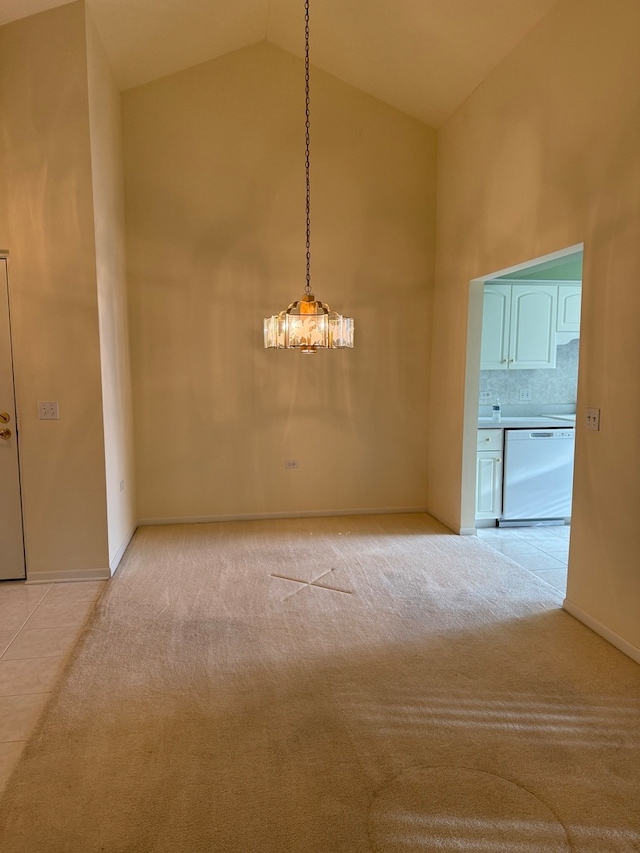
[304,0,311,295]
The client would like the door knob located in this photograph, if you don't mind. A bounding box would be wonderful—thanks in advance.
[0,412,9,423]
[0,427,11,440]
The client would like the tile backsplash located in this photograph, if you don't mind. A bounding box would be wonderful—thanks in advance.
[479,337,579,416]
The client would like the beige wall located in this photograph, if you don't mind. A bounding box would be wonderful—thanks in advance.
[86,10,137,569]
[123,42,436,522]
[429,0,640,654]
[0,2,110,580]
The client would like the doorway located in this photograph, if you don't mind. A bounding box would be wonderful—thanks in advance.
[461,244,583,589]
[0,256,26,580]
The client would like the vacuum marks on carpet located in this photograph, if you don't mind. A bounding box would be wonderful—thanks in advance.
[368,765,572,852]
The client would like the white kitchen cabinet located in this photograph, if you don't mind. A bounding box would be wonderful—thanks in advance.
[480,285,510,370]
[476,429,503,520]
[481,283,558,370]
[557,284,581,332]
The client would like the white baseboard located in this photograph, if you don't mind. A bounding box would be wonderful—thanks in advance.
[139,506,430,526]
[25,523,138,584]
[26,567,111,584]
[563,598,640,666]
[109,522,137,575]
[426,507,474,535]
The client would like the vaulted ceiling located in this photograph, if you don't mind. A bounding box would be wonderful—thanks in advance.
[0,0,558,126]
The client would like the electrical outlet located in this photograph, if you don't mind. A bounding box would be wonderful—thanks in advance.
[479,391,492,402]
[284,460,299,469]
[119,479,125,492]
[586,407,600,431]
[38,401,59,420]
[519,388,532,402]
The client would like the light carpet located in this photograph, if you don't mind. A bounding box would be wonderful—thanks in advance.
[1,513,639,852]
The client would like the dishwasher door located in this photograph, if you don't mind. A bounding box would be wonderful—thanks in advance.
[502,429,575,521]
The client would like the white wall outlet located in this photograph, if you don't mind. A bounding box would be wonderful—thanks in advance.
[519,388,532,401]
[586,407,600,431]
[119,479,125,492]
[479,391,492,402]
[38,401,59,420]
[284,460,299,469]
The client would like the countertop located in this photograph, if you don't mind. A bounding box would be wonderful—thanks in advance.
[478,415,576,429]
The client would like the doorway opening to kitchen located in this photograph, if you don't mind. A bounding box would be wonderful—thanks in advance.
[461,244,583,595]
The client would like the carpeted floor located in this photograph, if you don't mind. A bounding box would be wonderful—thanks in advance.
[1,513,639,851]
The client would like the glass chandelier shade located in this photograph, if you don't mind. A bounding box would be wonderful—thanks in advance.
[264,293,354,354]
[263,0,354,353]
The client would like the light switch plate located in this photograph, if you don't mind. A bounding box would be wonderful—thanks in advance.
[586,407,600,431]
[38,401,59,420]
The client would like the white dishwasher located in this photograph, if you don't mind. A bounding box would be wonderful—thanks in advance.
[501,428,575,524]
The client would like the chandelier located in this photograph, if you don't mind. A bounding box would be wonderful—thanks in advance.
[263,0,354,354]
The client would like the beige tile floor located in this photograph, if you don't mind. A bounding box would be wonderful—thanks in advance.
[0,580,105,795]
[476,523,570,592]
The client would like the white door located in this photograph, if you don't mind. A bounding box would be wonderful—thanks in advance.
[0,259,26,580]
[509,285,557,369]
[557,284,582,332]
[476,451,503,518]
[480,284,511,370]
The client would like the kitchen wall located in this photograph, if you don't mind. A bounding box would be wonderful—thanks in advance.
[479,338,579,417]
[430,0,640,657]
[123,41,436,522]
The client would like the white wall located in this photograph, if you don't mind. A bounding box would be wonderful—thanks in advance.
[429,0,640,656]
[0,2,110,580]
[123,42,436,522]
[86,10,137,570]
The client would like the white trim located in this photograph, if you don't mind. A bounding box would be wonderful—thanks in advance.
[26,567,111,584]
[109,522,137,575]
[139,507,430,526]
[563,598,640,666]
[486,278,582,285]
[476,244,583,281]
[425,507,469,534]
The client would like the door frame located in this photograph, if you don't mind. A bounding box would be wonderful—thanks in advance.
[0,251,27,580]
[460,243,584,533]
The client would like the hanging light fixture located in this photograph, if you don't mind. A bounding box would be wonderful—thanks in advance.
[263,0,354,354]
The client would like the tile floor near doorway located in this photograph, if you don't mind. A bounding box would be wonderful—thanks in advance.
[476,523,570,592]
[0,580,106,795]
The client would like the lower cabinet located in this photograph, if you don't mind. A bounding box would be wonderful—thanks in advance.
[476,429,503,520]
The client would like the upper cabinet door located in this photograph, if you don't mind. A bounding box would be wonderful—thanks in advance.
[509,285,557,369]
[557,285,582,332]
[480,283,557,370]
[480,284,511,370]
